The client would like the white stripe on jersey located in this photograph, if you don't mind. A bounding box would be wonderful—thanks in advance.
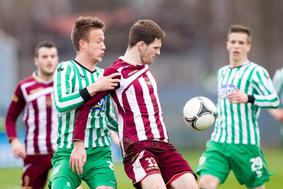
[37,96,47,153]
[139,76,160,139]
[147,72,168,141]
[26,105,35,154]
[126,85,147,141]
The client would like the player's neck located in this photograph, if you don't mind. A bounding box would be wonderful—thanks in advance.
[75,53,97,72]
[229,58,249,68]
[123,47,143,66]
[35,71,53,82]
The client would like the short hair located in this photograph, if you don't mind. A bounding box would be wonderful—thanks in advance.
[128,19,166,47]
[228,25,252,43]
[34,41,57,57]
[71,16,105,51]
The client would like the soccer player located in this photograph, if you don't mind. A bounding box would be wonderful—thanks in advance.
[5,41,59,189]
[269,68,283,143]
[196,25,280,189]
[49,16,120,189]
[72,19,199,189]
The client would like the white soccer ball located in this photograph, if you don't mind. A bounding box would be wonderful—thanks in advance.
[183,96,217,131]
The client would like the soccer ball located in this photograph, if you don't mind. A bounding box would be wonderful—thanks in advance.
[183,96,217,131]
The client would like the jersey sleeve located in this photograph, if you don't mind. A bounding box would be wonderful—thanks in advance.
[5,83,26,140]
[53,62,84,113]
[252,66,280,108]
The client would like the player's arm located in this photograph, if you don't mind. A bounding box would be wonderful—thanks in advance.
[54,62,120,113]
[5,84,26,159]
[73,67,120,141]
[53,62,85,113]
[268,68,283,122]
[251,67,280,108]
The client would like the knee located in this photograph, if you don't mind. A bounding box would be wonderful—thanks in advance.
[50,178,73,189]
[198,175,219,189]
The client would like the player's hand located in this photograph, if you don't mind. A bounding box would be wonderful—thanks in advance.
[70,140,86,175]
[87,73,121,96]
[11,138,26,159]
[269,108,283,123]
[227,90,248,103]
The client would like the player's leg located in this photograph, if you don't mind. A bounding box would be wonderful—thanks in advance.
[229,144,270,189]
[22,154,53,189]
[83,147,116,189]
[140,173,167,189]
[49,151,81,189]
[155,142,198,189]
[196,142,230,189]
[169,173,198,189]
[198,174,219,189]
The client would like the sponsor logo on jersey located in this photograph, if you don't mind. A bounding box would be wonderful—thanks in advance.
[57,67,64,72]
[80,74,86,79]
[218,84,238,98]
[92,97,106,111]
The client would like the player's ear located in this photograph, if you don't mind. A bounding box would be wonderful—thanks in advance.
[34,57,38,66]
[79,39,86,50]
[137,41,145,51]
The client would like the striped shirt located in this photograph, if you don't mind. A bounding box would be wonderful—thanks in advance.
[5,73,58,155]
[110,58,169,152]
[211,61,279,146]
[53,60,117,150]
[272,67,283,106]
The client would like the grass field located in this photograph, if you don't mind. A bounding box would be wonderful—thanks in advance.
[0,148,282,189]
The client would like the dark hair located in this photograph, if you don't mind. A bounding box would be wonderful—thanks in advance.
[228,25,252,43]
[128,19,166,47]
[34,41,57,57]
[71,16,105,51]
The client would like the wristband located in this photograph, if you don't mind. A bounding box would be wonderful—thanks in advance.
[79,88,91,102]
[247,95,255,104]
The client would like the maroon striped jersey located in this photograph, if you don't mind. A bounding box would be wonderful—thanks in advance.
[74,58,169,154]
[5,73,58,155]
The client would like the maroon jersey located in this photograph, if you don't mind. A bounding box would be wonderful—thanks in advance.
[74,58,169,154]
[5,73,58,155]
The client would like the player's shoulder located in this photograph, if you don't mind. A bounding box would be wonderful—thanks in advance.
[58,60,76,70]
[18,75,35,86]
[249,62,268,73]
[275,67,283,75]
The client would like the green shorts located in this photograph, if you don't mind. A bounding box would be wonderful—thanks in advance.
[196,141,271,188]
[49,146,116,189]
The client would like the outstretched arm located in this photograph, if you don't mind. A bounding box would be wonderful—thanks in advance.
[5,84,26,159]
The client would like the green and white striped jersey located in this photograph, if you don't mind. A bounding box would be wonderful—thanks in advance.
[272,67,283,107]
[211,61,279,146]
[53,60,117,150]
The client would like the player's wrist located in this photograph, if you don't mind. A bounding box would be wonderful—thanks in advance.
[10,138,19,146]
[247,95,255,104]
[79,87,92,101]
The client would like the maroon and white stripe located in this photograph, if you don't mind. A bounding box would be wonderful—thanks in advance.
[20,77,58,155]
[111,59,168,152]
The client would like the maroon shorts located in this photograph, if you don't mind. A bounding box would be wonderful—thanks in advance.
[22,154,53,189]
[123,140,196,189]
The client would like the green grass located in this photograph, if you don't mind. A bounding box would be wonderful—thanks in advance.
[0,148,282,189]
